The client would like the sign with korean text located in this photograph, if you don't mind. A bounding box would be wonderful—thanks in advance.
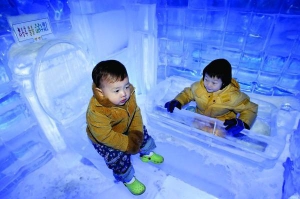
[7,13,54,43]
[12,17,53,42]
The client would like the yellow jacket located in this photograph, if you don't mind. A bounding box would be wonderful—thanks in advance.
[86,83,143,152]
[175,78,258,128]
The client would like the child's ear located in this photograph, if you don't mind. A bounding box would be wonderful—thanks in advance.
[95,87,104,97]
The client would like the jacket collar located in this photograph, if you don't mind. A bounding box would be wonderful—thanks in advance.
[212,78,240,95]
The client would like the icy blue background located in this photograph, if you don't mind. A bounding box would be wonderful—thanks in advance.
[0,0,300,198]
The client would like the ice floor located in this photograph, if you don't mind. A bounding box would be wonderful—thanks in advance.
[7,125,290,199]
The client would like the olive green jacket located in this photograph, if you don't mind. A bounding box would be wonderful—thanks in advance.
[174,78,258,128]
[86,83,143,152]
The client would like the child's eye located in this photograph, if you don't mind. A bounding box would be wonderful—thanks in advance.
[114,90,119,93]
[125,85,130,89]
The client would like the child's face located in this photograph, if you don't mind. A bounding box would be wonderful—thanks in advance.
[203,74,223,93]
[99,77,131,105]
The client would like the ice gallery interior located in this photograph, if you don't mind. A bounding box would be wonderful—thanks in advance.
[1,0,300,198]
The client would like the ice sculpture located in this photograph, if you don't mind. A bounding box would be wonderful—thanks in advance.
[145,76,294,169]
[7,37,96,154]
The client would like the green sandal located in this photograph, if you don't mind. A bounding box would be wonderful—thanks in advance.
[140,152,164,164]
[124,177,146,195]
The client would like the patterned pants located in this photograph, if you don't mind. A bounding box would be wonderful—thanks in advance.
[92,125,156,183]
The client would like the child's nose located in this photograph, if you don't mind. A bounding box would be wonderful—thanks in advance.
[120,90,126,96]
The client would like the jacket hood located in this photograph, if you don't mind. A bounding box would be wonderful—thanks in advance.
[230,78,240,90]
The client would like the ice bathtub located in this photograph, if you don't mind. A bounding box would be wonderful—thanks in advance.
[145,76,289,169]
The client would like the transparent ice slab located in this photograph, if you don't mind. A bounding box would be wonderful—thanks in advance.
[145,76,286,169]
[0,84,53,197]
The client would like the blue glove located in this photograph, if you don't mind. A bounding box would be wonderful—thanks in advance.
[164,100,182,113]
[224,118,246,136]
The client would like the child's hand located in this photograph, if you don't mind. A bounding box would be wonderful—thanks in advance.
[128,130,143,145]
[126,130,143,154]
[126,139,140,154]
[223,118,246,136]
[164,100,182,113]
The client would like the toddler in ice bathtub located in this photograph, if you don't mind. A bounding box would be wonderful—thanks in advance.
[164,58,258,137]
[86,60,163,195]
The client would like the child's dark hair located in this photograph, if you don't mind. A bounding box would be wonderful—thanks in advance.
[92,60,128,88]
[202,58,232,89]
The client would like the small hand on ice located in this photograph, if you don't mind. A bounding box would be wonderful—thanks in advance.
[164,100,182,113]
[224,118,246,136]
